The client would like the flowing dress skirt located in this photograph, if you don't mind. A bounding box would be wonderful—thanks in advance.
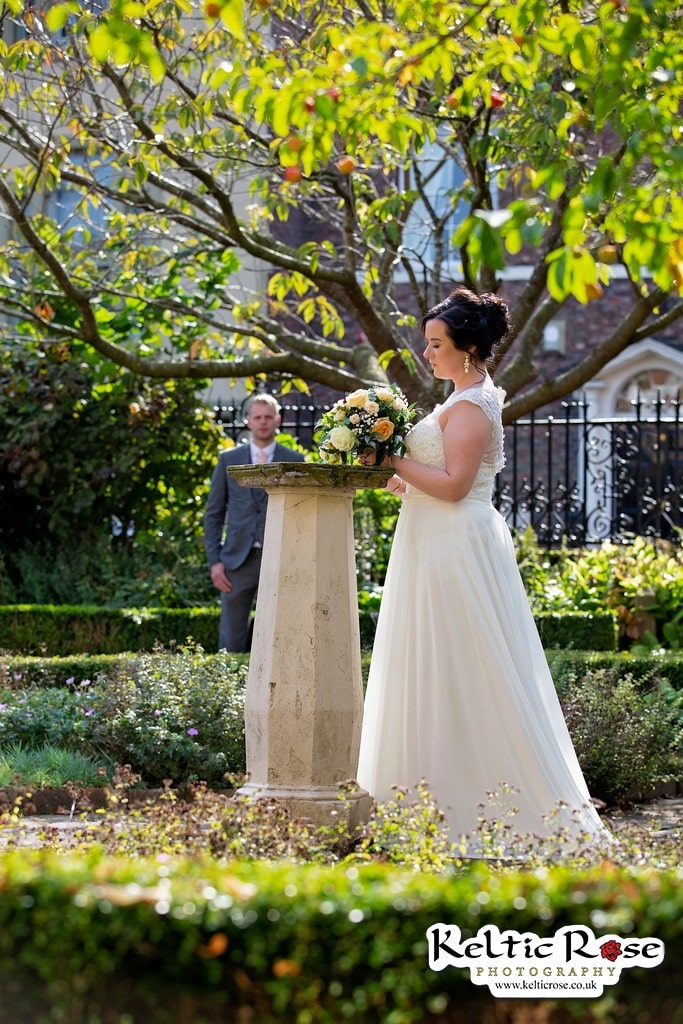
[357,490,606,843]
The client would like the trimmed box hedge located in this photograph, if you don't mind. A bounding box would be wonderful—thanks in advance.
[9,649,677,706]
[0,604,221,655]
[0,852,679,1024]
[0,652,130,688]
[1,604,618,655]
[361,609,618,652]
[548,649,683,693]
[6,647,669,702]
[533,611,617,651]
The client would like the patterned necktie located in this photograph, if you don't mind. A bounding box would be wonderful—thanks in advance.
[256,449,268,463]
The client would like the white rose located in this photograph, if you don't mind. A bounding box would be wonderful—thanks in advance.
[364,400,380,415]
[328,426,356,451]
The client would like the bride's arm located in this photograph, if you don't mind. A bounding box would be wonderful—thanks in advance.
[389,403,489,502]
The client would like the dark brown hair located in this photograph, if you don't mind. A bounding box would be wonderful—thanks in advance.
[420,287,511,361]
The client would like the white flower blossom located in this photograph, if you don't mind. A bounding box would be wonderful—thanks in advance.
[328,425,356,451]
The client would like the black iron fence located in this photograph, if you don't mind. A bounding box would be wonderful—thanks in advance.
[214,391,683,547]
[495,394,682,546]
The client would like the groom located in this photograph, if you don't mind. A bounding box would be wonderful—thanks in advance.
[203,395,306,652]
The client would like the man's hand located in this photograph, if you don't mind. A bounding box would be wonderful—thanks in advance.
[210,562,232,593]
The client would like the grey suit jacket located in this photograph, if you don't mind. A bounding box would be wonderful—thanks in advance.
[203,442,306,571]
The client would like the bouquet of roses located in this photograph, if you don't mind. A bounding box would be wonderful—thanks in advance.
[317,383,415,465]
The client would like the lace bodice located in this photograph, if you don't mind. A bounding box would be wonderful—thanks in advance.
[405,379,506,501]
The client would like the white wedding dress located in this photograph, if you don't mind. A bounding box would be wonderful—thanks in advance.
[357,378,607,844]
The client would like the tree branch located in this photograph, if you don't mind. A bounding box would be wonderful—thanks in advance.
[501,287,668,423]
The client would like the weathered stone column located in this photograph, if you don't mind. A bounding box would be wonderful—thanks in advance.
[227,462,392,830]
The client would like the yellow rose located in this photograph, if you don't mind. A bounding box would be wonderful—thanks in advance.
[372,418,395,441]
[346,390,368,408]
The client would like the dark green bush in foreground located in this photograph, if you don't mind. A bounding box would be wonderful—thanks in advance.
[0,849,680,1024]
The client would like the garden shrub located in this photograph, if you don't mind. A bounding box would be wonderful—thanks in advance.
[0,681,98,749]
[0,647,248,787]
[358,599,617,651]
[4,648,681,797]
[8,529,214,609]
[517,531,683,651]
[560,666,683,804]
[0,339,224,605]
[0,650,250,690]
[353,487,401,588]
[534,610,616,650]
[90,645,247,787]
[547,649,683,693]
[0,774,680,1022]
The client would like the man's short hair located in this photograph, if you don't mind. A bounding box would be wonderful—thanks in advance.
[246,394,281,416]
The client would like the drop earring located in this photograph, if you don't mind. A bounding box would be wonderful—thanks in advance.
[463,352,470,374]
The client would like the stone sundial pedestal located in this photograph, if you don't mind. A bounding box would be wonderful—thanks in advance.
[227,462,392,831]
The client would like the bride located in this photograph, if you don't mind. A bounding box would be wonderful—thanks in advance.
[357,287,608,846]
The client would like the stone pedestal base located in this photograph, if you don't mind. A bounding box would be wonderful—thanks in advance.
[237,782,373,831]
[228,463,391,834]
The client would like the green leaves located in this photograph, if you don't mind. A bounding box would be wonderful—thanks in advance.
[44,2,81,33]
[87,1,168,83]
[453,213,506,274]
[546,246,606,305]
[0,0,681,410]
[214,0,245,42]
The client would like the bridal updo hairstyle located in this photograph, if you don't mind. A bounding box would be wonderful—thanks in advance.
[420,287,511,362]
